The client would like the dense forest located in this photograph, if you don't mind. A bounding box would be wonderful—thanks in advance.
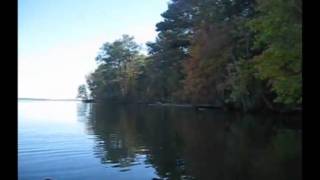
[79,0,302,112]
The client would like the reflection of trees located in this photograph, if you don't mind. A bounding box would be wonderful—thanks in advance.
[83,104,189,178]
[140,108,188,179]
[77,102,92,122]
[86,104,143,168]
[80,103,301,180]
[173,111,302,180]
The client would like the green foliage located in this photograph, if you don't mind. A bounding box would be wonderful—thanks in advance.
[82,0,302,112]
[183,24,233,104]
[226,59,265,111]
[182,0,257,106]
[77,84,88,100]
[144,0,194,102]
[248,0,302,107]
[87,35,146,102]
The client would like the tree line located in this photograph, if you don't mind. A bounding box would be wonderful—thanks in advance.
[78,0,301,112]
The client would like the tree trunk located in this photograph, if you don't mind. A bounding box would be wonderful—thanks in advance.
[262,94,274,111]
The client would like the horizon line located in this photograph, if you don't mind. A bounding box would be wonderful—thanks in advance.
[18,97,80,101]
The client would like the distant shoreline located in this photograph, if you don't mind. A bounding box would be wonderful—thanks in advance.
[18,98,80,101]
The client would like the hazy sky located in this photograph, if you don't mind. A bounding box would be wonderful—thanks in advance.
[18,0,169,99]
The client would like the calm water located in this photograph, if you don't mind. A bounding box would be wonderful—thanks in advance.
[18,100,302,180]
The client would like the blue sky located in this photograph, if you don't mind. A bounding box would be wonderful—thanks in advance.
[18,0,169,99]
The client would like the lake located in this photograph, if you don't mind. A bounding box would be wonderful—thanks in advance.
[18,100,302,180]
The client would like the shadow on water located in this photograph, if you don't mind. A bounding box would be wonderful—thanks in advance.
[77,103,302,180]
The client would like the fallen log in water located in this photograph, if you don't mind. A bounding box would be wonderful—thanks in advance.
[148,102,193,108]
[82,99,95,103]
[148,102,223,110]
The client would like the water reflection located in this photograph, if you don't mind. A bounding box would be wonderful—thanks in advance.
[77,103,302,180]
[76,102,92,122]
